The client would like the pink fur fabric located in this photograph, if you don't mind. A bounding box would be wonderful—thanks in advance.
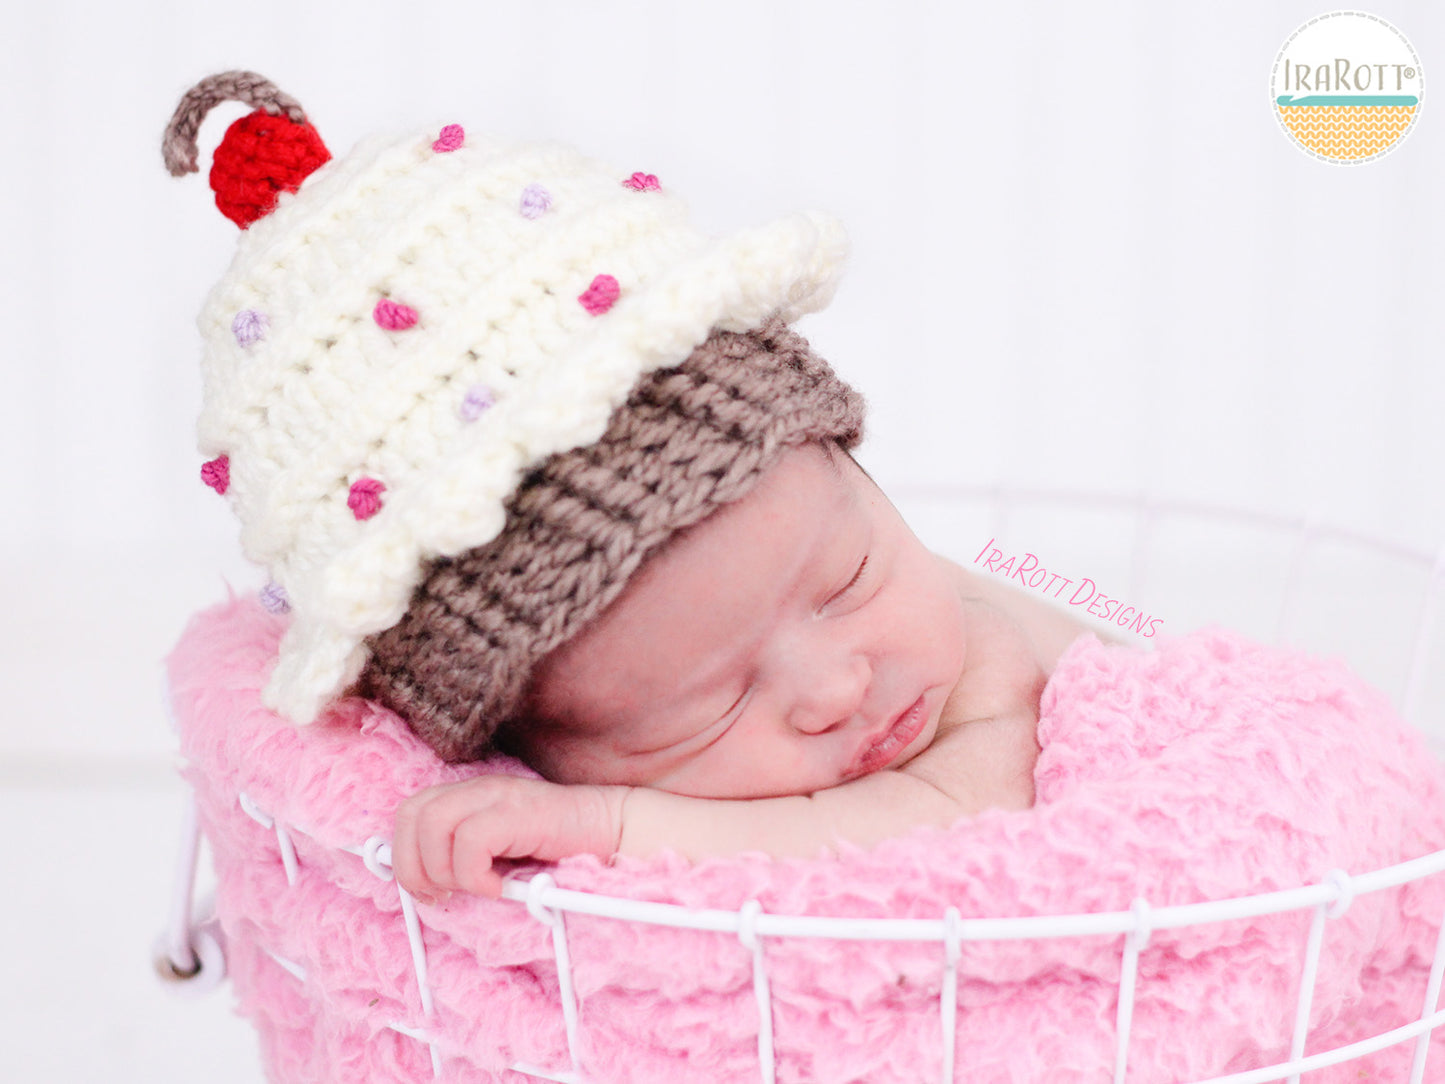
[167,596,1445,1083]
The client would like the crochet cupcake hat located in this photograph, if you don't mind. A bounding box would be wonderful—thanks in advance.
[163,71,857,746]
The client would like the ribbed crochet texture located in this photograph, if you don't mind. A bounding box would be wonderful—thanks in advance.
[360,317,865,762]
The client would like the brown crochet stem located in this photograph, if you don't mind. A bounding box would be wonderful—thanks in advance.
[162,70,309,177]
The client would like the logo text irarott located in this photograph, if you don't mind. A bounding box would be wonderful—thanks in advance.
[1280,59,1416,93]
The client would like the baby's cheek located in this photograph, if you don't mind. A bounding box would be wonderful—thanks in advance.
[661,740,809,800]
[514,729,632,787]
[889,559,966,664]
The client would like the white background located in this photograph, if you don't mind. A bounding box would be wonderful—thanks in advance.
[1,1,1442,1080]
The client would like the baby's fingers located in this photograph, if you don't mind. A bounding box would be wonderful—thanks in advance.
[452,813,506,898]
[392,788,459,902]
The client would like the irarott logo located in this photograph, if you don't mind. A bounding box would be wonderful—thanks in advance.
[1271,11,1423,164]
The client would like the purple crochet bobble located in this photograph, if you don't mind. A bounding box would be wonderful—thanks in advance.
[259,582,291,614]
[232,310,269,346]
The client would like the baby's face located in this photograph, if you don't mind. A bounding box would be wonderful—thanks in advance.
[512,441,968,800]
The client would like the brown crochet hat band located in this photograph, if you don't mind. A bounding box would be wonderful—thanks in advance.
[359,317,865,762]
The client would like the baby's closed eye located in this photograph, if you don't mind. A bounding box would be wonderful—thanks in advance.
[628,697,744,762]
[826,555,871,608]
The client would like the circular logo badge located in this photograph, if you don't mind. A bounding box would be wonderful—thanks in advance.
[1271,11,1423,163]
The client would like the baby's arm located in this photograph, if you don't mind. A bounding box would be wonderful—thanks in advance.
[617,768,970,861]
[391,767,970,901]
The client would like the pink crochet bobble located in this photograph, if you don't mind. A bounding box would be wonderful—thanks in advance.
[348,477,386,520]
[201,455,230,494]
[579,274,620,315]
[374,298,419,331]
[432,124,464,153]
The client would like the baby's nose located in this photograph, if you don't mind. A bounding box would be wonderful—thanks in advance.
[786,653,870,735]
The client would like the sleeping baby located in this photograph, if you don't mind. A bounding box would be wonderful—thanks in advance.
[160,71,1114,907]
[384,435,1113,902]
[166,76,1445,1079]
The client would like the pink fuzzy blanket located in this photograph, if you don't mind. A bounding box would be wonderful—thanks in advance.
[167,596,1445,1083]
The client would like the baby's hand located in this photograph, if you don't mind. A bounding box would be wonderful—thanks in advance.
[391,775,626,901]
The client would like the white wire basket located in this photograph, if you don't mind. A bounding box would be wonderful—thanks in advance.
[156,485,1445,1084]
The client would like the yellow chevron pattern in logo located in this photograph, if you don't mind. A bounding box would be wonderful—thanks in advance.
[1276,104,1417,161]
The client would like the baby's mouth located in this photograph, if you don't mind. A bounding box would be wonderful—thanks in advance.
[848,694,927,778]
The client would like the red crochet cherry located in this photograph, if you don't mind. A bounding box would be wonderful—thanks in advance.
[162,72,332,230]
[210,109,331,229]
